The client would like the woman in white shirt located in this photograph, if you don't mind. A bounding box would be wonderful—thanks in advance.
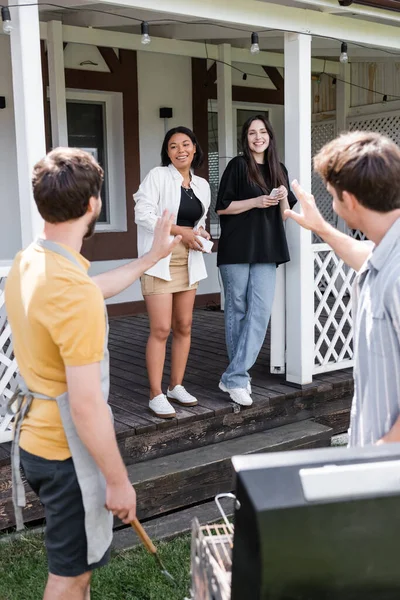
[134,126,211,419]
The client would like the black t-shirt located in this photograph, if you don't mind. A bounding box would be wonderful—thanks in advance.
[215,156,297,266]
[177,186,203,227]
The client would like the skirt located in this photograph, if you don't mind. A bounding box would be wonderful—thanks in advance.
[141,242,199,296]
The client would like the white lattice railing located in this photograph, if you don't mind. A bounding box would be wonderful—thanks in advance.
[0,265,17,444]
[313,241,372,374]
[309,110,400,374]
[311,121,337,229]
[313,244,356,374]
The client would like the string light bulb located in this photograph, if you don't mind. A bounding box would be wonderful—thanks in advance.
[250,32,260,55]
[339,42,349,64]
[383,94,388,102]
[242,73,248,81]
[1,6,12,34]
[141,21,151,45]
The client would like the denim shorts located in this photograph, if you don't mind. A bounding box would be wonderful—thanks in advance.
[20,448,111,577]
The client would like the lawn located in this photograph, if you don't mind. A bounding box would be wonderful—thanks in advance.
[0,533,192,600]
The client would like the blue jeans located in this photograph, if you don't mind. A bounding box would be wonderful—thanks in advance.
[219,263,277,389]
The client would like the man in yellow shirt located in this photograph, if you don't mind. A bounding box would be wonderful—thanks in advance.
[5,147,180,600]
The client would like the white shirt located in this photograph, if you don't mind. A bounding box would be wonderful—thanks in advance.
[134,164,211,285]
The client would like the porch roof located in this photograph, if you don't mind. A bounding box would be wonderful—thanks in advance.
[29,0,400,63]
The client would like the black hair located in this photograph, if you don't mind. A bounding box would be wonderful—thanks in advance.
[161,126,204,169]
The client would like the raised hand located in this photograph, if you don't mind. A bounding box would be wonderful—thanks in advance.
[284,180,326,233]
[148,210,182,262]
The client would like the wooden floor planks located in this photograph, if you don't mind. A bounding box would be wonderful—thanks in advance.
[0,308,354,463]
[106,308,353,436]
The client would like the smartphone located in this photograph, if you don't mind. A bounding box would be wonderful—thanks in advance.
[196,236,214,253]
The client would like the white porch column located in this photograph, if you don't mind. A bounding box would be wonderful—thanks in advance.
[217,44,233,310]
[217,44,234,174]
[336,62,351,135]
[284,33,314,385]
[47,20,68,147]
[336,62,351,235]
[270,265,286,374]
[9,0,45,246]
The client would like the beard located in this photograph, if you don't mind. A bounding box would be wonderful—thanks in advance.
[84,213,99,240]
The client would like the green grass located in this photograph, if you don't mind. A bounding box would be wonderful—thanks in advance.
[0,533,192,600]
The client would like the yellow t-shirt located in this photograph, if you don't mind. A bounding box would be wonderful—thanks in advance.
[5,242,106,460]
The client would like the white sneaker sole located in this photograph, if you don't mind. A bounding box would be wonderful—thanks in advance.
[218,381,253,406]
[167,392,198,407]
[219,381,252,395]
[149,406,176,419]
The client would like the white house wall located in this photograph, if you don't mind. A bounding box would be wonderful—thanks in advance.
[0,36,22,261]
[312,62,400,116]
[232,63,276,89]
[137,51,193,179]
[63,43,111,72]
[351,61,400,107]
[7,38,396,305]
[86,48,219,302]
[89,252,219,305]
[312,73,336,115]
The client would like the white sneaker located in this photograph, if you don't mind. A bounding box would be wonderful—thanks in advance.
[218,381,253,406]
[167,385,198,406]
[220,379,252,396]
[149,394,176,418]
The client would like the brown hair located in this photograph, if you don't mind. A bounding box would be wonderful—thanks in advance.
[241,114,287,193]
[314,131,400,213]
[32,147,104,223]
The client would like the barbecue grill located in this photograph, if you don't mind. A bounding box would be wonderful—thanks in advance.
[231,443,400,599]
[189,494,235,600]
[190,443,400,600]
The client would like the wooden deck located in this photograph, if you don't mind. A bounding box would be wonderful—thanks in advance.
[107,308,353,457]
[0,308,354,531]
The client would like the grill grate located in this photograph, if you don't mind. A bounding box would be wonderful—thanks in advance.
[190,518,233,600]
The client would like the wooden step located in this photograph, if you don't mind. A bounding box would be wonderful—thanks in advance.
[130,420,333,522]
[0,420,332,531]
[112,498,235,552]
[117,392,350,467]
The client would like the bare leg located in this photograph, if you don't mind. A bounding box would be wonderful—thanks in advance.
[169,289,197,389]
[85,584,91,600]
[145,294,173,398]
[43,572,91,600]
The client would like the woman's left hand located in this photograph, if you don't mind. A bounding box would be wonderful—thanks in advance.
[276,186,288,201]
[197,227,211,240]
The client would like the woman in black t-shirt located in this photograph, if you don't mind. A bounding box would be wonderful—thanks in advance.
[216,114,297,407]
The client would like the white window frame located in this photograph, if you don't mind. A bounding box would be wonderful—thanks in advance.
[232,101,272,153]
[208,100,276,154]
[52,89,127,233]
